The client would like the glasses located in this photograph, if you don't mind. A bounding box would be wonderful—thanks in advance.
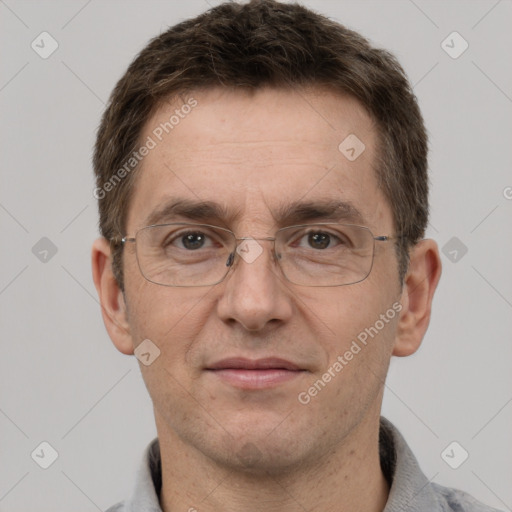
[118,222,396,287]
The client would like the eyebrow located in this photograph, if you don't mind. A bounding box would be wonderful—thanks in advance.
[143,198,238,227]
[143,197,366,229]
[273,199,365,226]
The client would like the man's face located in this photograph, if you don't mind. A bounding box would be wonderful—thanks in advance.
[122,87,402,473]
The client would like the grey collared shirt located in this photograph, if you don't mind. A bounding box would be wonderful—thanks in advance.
[106,417,502,512]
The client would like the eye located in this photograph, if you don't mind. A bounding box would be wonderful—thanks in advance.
[307,232,332,250]
[164,230,215,250]
[294,230,346,250]
[180,232,207,250]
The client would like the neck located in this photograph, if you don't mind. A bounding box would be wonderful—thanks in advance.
[157,411,390,512]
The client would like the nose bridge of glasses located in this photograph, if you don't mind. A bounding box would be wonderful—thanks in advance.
[235,236,276,242]
[233,236,278,256]
[228,236,280,269]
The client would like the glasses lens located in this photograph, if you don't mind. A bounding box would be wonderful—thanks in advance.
[276,224,375,286]
[135,224,235,286]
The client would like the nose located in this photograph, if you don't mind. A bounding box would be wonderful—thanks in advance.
[216,238,293,331]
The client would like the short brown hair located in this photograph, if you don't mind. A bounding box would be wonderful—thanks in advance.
[93,0,428,290]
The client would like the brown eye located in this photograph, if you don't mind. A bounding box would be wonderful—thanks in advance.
[307,232,331,250]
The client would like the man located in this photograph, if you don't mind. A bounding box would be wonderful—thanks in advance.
[91,1,500,511]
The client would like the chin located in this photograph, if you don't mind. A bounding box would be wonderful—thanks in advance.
[201,417,319,476]
[221,438,309,477]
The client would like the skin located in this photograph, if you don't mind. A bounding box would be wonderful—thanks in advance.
[92,87,441,512]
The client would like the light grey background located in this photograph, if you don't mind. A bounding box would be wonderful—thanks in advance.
[1,0,511,510]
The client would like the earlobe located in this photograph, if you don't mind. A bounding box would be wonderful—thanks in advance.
[91,238,134,355]
[393,239,442,357]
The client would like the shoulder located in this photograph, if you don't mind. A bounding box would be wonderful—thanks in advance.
[379,418,503,512]
[432,483,504,512]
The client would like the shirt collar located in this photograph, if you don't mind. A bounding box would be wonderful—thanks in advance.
[380,417,442,511]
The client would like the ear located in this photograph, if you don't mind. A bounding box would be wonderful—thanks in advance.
[393,239,442,357]
[91,237,134,355]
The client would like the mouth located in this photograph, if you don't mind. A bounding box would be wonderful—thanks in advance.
[205,357,307,390]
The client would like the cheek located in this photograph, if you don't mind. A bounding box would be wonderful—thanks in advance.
[302,296,398,407]
[126,285,214,413]
[301,284,394,339]
[296,284,399,391]
[124,262,211,360]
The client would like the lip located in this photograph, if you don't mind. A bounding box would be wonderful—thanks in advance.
[208,357,302,371]
[206,357,306,390]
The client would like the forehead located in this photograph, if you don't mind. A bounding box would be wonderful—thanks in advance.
[127,87,392,234]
